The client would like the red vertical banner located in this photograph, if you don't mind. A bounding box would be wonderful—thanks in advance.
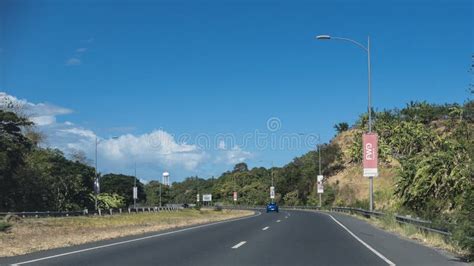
[363,133,378,177]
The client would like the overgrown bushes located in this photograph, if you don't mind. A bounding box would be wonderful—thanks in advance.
[0,221,11,232]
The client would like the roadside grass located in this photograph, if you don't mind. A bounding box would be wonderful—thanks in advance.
[343,211,470,259]
[0,209,253,257]
[0,221,11,232]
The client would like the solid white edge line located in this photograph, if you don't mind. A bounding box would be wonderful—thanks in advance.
[262,226,269,231]
[232,241,247,249]
[12,211,261,265]
[327,214,396,266]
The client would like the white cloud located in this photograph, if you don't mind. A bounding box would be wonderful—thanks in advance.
[218,140,226,150]
[60,128,96,139]
[0,92,72,126]
[66,58,81,66]
[98,130,206,171]
[30,116,56,126]
[215,145,252,165]
[76,48,87,53]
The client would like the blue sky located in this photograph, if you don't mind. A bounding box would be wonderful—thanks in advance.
[1,0,472,182]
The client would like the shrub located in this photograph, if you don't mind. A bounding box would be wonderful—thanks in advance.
[0,221,12,232]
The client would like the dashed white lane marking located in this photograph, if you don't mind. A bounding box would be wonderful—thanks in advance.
[328,214,396,266]
[262,226,269,231]
[276,220,281,223]
[12,212,262,265]
[232,241,247,249]
[285,216,288,219]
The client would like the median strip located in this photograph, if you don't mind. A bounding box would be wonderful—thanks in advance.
[232,241,247,249]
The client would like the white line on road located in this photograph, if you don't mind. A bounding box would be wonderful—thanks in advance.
[285,216,288,219]
[12,211,262,265]
[232,241,247,249]
[262,226,269,231]
[276,220,281,223]
[327,214,396,266]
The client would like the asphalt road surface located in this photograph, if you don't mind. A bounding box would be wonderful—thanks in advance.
[0,210,467,266]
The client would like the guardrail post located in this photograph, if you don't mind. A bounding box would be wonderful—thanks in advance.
[98,209,102,216]
[109,209,113,215]
[119,208,122,214]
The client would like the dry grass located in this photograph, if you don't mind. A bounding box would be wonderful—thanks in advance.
[0,209,253,257]
[328,165,398,209]
[342,211,470,258]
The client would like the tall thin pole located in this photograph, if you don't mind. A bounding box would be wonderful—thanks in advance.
[159,178,162,207]
[318,137,322,208]
[367,36,374,212]
[94,136,98,211]
[271,161,274,204]
[316,34,374,211]
[196,176,199,207]
[318,138,321,176]
[133,162,137,209]
[368,36,372,133]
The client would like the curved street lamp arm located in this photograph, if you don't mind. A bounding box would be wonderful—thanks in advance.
[331,37,368,52]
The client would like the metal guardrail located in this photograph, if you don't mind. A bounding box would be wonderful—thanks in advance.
[0,206,181,219]
[331,207,451,237]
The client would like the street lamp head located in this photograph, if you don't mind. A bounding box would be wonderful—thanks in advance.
[316,35,331,40]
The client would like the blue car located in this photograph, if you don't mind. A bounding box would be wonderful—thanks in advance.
[266,203,279,213]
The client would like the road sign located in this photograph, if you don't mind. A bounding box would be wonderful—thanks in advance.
[197,194,200,202]
[203,194,212,202]
[317,175,324,182]
[270,186,275,199]
[233,191,237,201]
[133,187,138,199]
[317,181,324,194]
[363,133,378,177]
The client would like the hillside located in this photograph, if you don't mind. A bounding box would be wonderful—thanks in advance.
[327,129,398,210]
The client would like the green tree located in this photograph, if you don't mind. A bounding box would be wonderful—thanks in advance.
[101,174,146,207]
[0,110,33,211]
[334,122,349,134]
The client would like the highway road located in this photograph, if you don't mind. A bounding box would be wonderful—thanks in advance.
[0,210,466,266]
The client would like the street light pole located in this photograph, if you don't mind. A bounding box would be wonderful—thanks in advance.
[159,181,162,207]
[271,161,274,204]
[318,136,322,208]
[133,162,137,209]
[94,136,98,211]
[316,34,374,211]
